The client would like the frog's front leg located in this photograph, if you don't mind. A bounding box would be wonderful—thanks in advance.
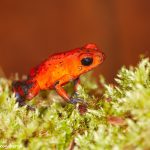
[71,77,88,104]
[73,77,80,96]
[54,79,83,104]
[55,82,70,102]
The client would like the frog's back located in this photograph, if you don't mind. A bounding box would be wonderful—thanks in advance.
[29,49,79,89]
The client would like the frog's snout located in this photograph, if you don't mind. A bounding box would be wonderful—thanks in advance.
[95,51,105,63]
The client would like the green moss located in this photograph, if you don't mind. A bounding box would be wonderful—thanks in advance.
[0,57,150,150]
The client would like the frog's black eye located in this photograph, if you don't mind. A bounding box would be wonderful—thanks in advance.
[81,57,93,66]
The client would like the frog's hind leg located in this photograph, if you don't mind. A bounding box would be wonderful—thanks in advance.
[24,79,40,100]
[14,92,34,110]
[12,81,25,105]
[12,80,40,110]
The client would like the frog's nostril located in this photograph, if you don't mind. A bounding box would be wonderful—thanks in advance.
[95,52,105,62]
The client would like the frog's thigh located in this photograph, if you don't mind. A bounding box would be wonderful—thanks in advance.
[54,74,74,101]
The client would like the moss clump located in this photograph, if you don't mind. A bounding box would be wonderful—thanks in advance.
[0,58,150,150]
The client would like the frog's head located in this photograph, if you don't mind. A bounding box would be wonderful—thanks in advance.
[75,43,105,75]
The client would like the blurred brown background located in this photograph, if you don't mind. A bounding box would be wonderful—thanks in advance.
[0,0,150,82]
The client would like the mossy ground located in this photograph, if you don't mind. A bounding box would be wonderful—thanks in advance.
[0,58,150,150]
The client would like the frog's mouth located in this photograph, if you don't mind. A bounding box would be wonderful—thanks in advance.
[102,52,105,61]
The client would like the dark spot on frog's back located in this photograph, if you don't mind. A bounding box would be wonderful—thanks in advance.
[59,61,63,66]
[51,53,65,60]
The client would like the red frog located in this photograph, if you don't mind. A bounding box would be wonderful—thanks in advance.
[12,44,105,108]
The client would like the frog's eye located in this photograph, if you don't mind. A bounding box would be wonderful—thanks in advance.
[81,57,93,66]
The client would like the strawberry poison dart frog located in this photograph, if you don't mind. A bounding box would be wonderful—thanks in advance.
[12,44,105,108]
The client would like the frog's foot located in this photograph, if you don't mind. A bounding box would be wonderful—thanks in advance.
[69,98,87,105]
[15,93,35,111]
